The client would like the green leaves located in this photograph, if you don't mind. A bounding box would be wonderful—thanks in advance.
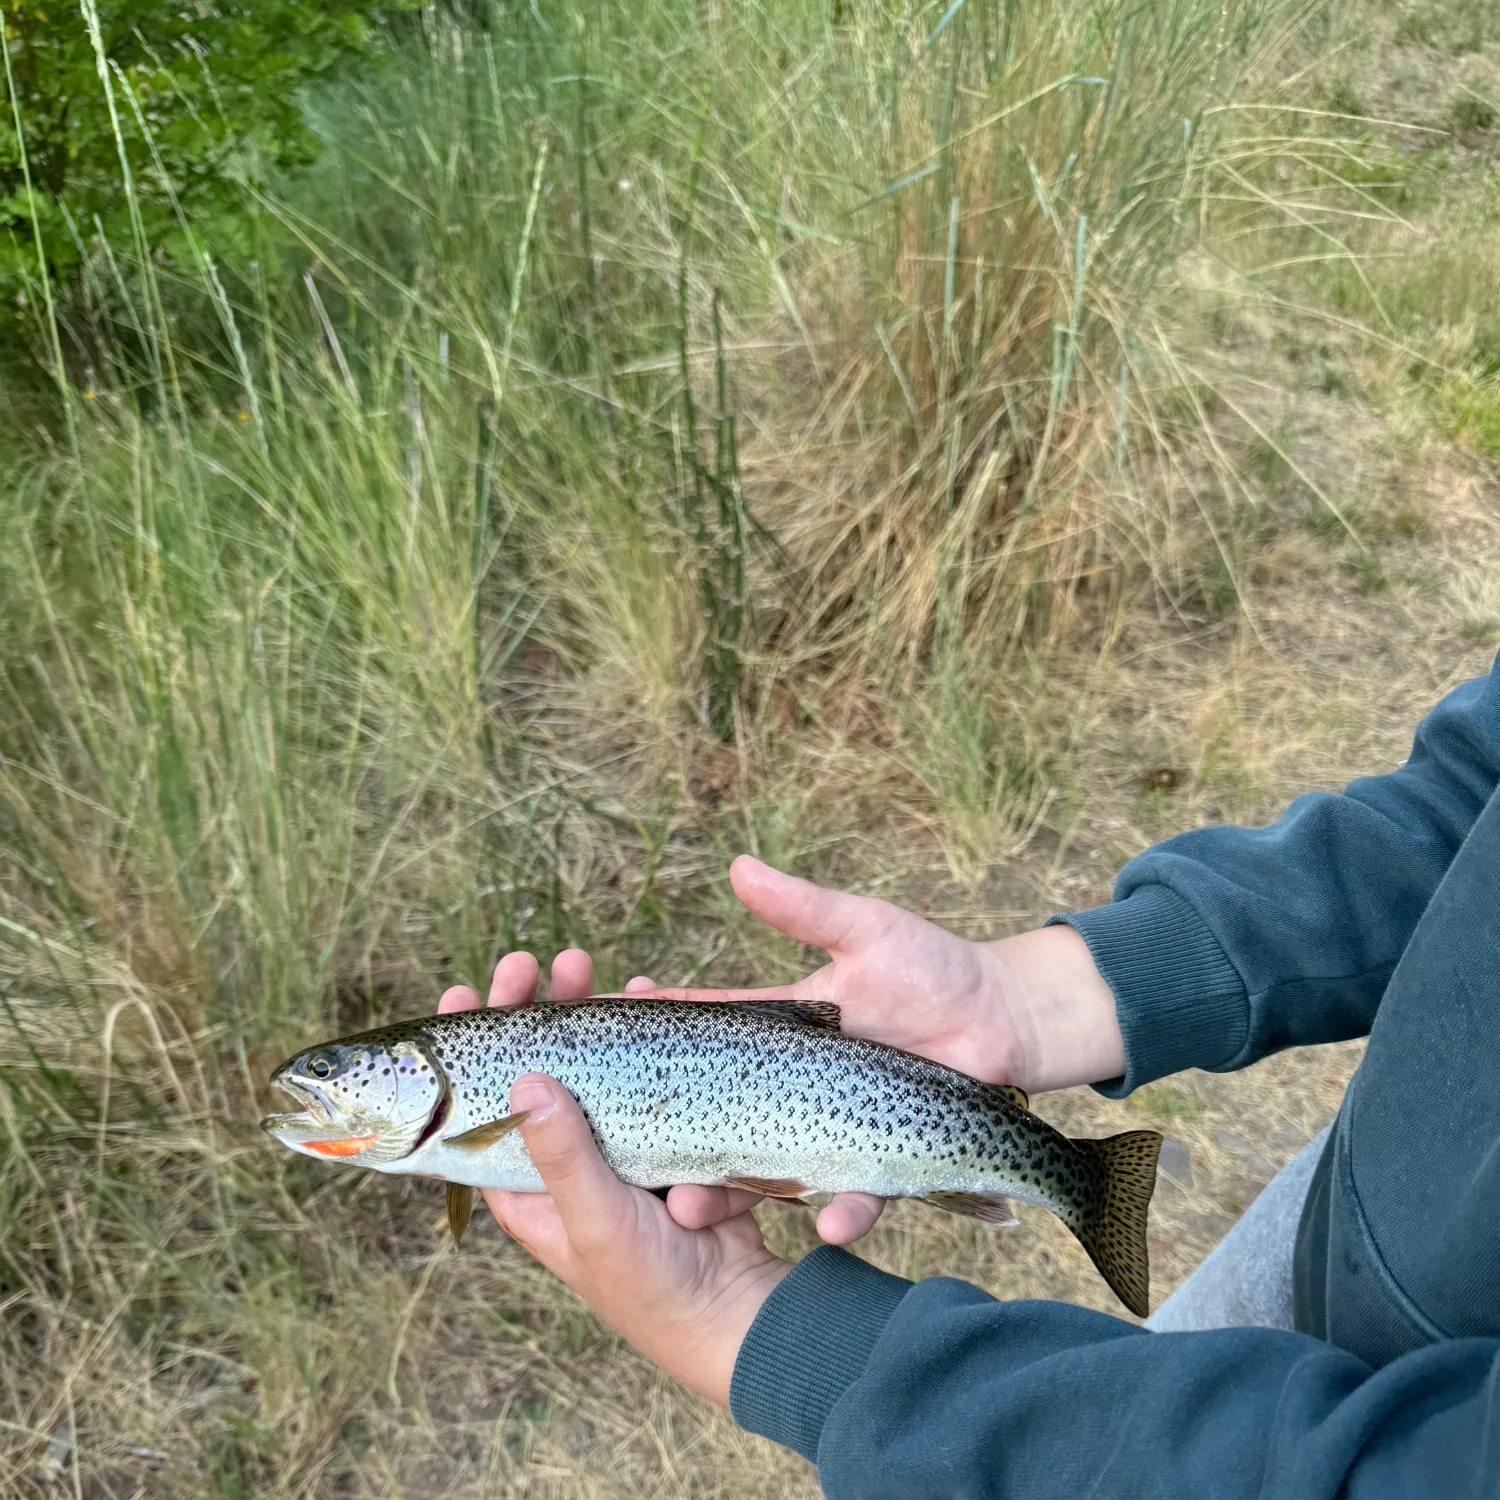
[0,1,417,289]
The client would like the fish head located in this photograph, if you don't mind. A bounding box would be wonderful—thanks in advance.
[261,1032,444,1166]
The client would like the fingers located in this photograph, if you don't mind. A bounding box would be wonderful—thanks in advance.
[550,948,594,1002]
[509,1074,635,1244]
[665,1183,764,1230]
[438,985,481,1014]
[624,975,658,994]
[481,1185,569,1262]
[729,855,892,955]
[815,1192,886,1245]
[480,949,594,1010]
[487,951,541,1008]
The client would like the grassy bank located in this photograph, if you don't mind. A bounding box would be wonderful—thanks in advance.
[2,0,1498,1494]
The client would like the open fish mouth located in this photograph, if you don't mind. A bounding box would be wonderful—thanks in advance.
[260,1091,382,1158]
[261,1077,343,1137]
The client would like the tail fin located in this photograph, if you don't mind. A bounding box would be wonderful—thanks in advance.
[1068,1130,1162,1317]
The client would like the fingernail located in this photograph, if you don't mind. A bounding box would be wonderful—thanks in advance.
[510,1075,556,1119]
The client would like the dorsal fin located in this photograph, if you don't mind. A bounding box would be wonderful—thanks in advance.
[733,1000,843,1032]
[989,1082,1030,1111]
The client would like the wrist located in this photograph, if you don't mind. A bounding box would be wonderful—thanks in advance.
[978,925,1125,1092]
[675,1255,793,1407]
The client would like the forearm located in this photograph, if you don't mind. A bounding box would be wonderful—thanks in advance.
[732,1249,1500,1500]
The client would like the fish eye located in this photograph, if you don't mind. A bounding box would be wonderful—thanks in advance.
[308,1055,335,1080]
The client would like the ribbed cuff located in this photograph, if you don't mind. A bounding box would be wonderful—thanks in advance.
[730,1246,912,1462]
[1047,884,1248,1097]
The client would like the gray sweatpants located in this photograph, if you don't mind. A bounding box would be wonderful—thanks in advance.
[1144,1126,1331,1333]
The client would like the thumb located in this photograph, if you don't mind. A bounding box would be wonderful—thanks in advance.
[510,1074,634,1233]
[729,855,891,955]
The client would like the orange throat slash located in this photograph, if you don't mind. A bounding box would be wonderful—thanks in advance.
[301,1135,378,1158]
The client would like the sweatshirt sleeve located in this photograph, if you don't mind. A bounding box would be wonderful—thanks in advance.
[731,1247,1499,1500]
[1052,657,1500,1093]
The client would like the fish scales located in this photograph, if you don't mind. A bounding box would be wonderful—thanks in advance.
[311,1002,1090,1210]
[262,1000,1161,1315]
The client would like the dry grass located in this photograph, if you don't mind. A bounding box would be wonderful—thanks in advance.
[2,0,1500,1494]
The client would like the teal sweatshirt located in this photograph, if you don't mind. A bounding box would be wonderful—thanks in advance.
[730,655,1500,1498]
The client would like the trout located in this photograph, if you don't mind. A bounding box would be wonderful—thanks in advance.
[261,999,1161,1315]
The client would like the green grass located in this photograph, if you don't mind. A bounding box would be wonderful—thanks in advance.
[1435,374,1500,460]
[1129,1082,1205,1122]
[3,0,1498,1493]
[1451,93,1496,132]
[1396,0,1491,53]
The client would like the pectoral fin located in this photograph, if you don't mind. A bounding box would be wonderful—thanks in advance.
[446,1183,475,1247]
[923,1191,1019,1225]
[442,1110,532,1150]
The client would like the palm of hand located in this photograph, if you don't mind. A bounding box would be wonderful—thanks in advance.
[652,858,1021,1089]
[791,902,1013,1082]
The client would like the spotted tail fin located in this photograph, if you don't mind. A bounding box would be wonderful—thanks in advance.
[1068,1130,1161,1317]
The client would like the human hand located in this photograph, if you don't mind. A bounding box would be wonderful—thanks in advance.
[436,958,790,1405]
[638,856,1125,1242]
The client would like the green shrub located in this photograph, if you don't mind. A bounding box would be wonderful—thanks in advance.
[0,1,415,292]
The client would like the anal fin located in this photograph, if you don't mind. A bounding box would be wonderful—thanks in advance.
[923,1191,1019,1226]
[446,1182,475,1247]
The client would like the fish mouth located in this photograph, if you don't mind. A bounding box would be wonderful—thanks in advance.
[261,1075,332,1130]
[259,1077,378,1155]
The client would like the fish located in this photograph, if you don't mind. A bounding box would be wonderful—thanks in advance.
[261,999,1162,1316]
